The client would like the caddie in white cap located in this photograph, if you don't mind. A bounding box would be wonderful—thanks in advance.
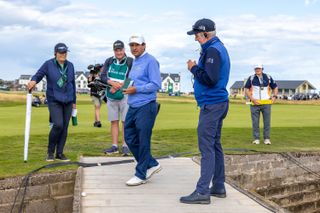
[254,64,264,69]
[244,64,278,145]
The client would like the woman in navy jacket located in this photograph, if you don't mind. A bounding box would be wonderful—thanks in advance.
[28,43,76,162]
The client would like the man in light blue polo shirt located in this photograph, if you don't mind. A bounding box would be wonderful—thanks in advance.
[123,35,162,186]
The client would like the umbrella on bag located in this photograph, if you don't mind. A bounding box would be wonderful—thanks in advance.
[24,91,32,163]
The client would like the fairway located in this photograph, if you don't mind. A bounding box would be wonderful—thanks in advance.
[0,93,320,178]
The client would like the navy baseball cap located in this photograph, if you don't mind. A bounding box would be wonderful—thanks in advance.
[54,43,69,53]
[187,18,216,35]
[113,40,124,50]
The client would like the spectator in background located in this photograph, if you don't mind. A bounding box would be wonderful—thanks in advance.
[87,64,104,128]
[244,64,278,145]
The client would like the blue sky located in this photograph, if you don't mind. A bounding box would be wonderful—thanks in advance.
[1,0,320,92]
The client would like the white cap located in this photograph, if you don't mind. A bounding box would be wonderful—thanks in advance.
[129,34,145,45]
[254,64,263,69]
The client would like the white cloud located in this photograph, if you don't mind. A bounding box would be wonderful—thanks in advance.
[3,0,71,11]
[305,0,318,6]
[0,1,41,26]
[212,14,320,90]
[0,1,320,92]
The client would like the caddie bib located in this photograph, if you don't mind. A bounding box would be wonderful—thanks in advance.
[106,59,128,100]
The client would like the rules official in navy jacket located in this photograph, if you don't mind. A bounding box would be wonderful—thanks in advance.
[180,19,230,205]
[28,43,76,162]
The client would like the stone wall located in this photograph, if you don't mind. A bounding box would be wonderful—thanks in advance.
[2,153,320,213]
[223,152,320,190]
[0,170,76,213]
[194,152,320,213]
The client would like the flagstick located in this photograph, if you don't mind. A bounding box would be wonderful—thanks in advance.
[24,90,32,163]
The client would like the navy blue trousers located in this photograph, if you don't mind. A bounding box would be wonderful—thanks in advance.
[124,101,159,180]
[47,101,73,155]
[196,101,229,195]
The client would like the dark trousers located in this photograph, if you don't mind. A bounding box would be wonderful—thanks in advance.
[124,101,159,180]
[196,101,229,195]
[250,104,271,140]
[48,101,73,155]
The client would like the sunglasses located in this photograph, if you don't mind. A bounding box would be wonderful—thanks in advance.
[192,25,206,32]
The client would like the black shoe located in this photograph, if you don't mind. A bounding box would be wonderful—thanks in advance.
[93,121,102,128]
[46,153,54,162]
[180,190,210,204]
[55,154,70,162]
[210,186,227,198]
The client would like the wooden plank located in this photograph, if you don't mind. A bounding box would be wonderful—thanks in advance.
[81,157,271,213]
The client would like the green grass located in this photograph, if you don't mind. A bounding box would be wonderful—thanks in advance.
[0,93,320,178]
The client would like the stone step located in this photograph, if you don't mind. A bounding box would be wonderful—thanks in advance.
[255,179,320,198]
[270,188,320,206]
[228,172,316,191]
[282,197,320,213]
[309,208,320,213]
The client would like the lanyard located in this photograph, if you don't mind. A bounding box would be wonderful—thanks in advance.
[54,59,68,76]
[54,59,68,88]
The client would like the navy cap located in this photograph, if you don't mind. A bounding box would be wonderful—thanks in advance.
[54,43,69,53]
[187,18,216,35]
[113,40,124,50]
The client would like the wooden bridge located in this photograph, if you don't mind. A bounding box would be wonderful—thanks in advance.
[79,157,272,213]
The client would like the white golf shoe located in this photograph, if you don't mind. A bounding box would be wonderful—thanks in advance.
[146,164,162,179]
[252,139,260,144]
[264,139,271,145]
[126,176,146,186]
